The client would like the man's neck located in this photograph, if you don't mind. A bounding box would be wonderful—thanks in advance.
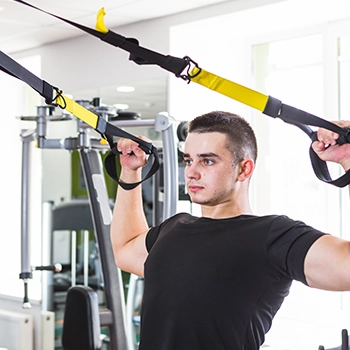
[201,201,252,219]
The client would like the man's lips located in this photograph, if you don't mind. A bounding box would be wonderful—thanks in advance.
[188,185,204,192]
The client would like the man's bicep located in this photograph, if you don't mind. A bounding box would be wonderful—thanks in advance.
[115,231,149,278]
[304,235,350,291]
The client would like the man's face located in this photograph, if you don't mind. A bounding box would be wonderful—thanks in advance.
[183,132,239,207]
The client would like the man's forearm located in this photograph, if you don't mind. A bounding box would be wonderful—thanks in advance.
[110,167,149,258]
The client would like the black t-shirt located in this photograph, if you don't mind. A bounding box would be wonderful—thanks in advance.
[139,213,325,350]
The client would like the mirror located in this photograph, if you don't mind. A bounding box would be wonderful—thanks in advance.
[71,77,168,120]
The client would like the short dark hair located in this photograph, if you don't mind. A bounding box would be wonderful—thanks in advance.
[188,111,258,165]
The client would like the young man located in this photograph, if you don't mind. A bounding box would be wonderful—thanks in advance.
[111,111,350,349]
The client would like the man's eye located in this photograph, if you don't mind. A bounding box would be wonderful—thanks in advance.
[203,159,214,165]
[183,159,192,165]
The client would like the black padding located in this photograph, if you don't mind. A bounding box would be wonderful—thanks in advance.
[62,285,102,350]
[52,200,94,231]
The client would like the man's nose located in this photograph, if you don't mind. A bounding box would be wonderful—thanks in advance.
[185,163,200,179]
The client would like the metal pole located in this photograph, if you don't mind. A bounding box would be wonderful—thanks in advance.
[19,129,36,309]
[71,230,77,287]
[155,114,178,220]
[41,201,54,311]
[84,230,89,286]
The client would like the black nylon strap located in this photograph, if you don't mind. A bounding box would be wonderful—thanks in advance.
[101,120,160,190]
[97,118,154,155]
[0,50,54,103]
[100,31,189,76]
[263,98,350,187]
[104,144,160,191]
[278,104,350,144]
[309,138,350,187]
[263,96,350,143]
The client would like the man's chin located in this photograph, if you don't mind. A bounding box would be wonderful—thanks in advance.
[188,195,210,206]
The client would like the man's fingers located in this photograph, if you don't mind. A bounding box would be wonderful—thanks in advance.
[118,138,139,154]
[312,140,326,153]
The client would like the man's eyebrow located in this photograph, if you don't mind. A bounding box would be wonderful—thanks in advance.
[183,152,220,158]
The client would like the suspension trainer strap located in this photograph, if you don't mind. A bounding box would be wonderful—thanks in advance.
[266,100,350,187]
[12,0,350,187]
[0,49,159,190]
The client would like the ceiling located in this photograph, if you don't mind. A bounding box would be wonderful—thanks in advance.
[0,0,230,118]
[0,0,230,54]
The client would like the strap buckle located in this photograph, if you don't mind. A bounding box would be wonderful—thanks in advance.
[176,56,202,84]
[47,87,67,109]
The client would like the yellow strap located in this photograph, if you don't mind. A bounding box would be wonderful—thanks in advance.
[190,67,269,112]
[55,93,99,129]
[96,8,108,33]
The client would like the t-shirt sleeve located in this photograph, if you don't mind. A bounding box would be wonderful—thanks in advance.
[145,213,189,252]
[146,225,161,252]
[267,215,327,285]
[145,214,181,252]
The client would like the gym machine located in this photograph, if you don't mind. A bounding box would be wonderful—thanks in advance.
[318,329,350,350]
[18,100,179,349]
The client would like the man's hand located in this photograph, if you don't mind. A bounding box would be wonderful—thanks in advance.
[117,136,150,171]
[312,120,350,172]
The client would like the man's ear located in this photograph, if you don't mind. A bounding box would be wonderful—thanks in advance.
[238,158,255,182]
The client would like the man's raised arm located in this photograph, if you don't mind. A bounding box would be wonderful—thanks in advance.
[305,120,350,290]
[110,137,151,277]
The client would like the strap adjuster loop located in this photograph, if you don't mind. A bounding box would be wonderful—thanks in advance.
[177,56,202,83]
